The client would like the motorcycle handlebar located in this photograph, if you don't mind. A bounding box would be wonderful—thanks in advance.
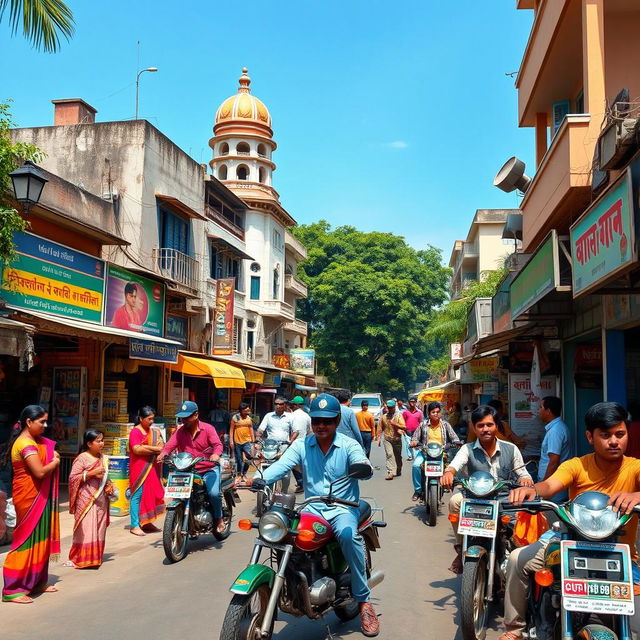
[501,499,560,514]
[299,495,360,509]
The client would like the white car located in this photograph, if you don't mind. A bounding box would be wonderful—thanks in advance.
[350,393,384,423]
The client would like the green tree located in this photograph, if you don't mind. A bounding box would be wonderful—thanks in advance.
[0,101,43,263]
[292,221,449,395]
[1,0,74,52]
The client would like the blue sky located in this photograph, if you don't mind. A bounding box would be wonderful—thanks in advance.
[1,1,534,263]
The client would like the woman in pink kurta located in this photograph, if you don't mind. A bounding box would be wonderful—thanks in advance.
[66,430,112,569]
[128,406,165,537]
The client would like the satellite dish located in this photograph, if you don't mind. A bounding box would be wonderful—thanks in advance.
[493,157,531,194]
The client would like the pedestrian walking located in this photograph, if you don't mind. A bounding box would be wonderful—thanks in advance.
[2,405,61,604]
[355,401,376,458]
[128,406,165,537]
[402,397,423,461]
[64,430,113,569]
[333,390,364,446]
[379,400,406,480]
[208,400,231,438]
[230,402,255,485]
[537,396,572,502]
[290,396,312,492]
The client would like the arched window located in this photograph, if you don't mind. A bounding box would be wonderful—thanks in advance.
[236,165,249,180]
[273,267,280,299]
[219,142,229,156]
[257,143,267,158]
[258,167,266,183]
[236,142,250,155]
[218,164,228,180]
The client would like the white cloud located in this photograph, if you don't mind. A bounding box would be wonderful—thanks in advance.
[384,140,409,149]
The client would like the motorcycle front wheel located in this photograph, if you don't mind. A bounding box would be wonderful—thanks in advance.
[219,584,273,640]
[213,502,233,541]
[460,555,488,640]
[427,482,438,527]
[163,504,189,563]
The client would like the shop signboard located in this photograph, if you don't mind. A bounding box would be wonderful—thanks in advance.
[272,352,291,369]
[105,264,165,337]
[571,169,636,297]
[450,343,462,360]
[166,314,188,346]
[212,277,234,355]
[0,231,105,323]
[508,373,556,456]
[492,272,515,334]
[262,372,281,387]
[510,232,557,320]
[129,337,179,364]
[603,294,640,329]
[290,348,315,375]
[459,356,500,384]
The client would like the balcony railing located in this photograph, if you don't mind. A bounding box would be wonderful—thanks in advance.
[284,230,307,260]
[454,242,480,275]
[283,318,308,336]
[205,204,245,240]
[284,273,308,297]
[152,248,200,292]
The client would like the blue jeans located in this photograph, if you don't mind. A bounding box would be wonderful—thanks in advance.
[234,442,252,476]
[360,431,372,458]
[412,451,425,492]
[402,432,413,459]
[308,505,370,602]
[203,467,223,519]
[130,485,143,528]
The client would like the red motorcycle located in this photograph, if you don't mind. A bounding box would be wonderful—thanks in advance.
[219,462,385,640]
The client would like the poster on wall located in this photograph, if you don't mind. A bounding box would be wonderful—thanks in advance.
[212,277,234,355]
[51,366,87,454]
[290,349,315,375]
[105,264,165,336]
[509,373,556,456]
[0,231,105,323]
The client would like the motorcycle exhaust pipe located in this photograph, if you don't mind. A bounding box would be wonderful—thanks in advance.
[367,570,385,589]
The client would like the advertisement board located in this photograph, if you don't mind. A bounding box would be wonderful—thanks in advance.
[105,264,165,336]
[459,356,500,384]
[51,366,87,454]
[1,231,105,323]
[272,352,291,370]
[166,314,188,346]
[289,349,315,375]
[212,278,234,355]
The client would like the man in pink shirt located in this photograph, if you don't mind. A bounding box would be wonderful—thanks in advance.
[402,397,424,461]
[158,401,226,533]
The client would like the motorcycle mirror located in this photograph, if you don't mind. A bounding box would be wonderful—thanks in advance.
[347,462,371,480]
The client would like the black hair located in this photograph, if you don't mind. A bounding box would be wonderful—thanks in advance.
[487,399,503,411]
[82,429,104,452]
[584,402,628,434]
[239,402,250,411]
[124,282,137,295]
[136,405,156,423]
[470,405,505,434]
[333,389,351,403]
[427,401,441,414]
[361,400,369,407]
[541,396,562,417]
[274,396,286,404]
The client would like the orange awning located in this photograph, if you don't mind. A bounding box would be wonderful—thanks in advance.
[173,354,245,389]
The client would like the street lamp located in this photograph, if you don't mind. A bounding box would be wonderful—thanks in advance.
[9,161,48,214]
[135,67,158,120]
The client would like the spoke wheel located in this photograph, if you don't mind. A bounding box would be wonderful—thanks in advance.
[460,556,488,640]
[163,504,189,563]
[219,584,272,640]
[427,483,439,527]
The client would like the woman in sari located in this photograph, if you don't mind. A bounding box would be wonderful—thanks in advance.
[2,405,60,604]
[65,430,113,569]
[128,406,165,537]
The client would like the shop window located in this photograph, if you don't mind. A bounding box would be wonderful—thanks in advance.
[250,276,260,300]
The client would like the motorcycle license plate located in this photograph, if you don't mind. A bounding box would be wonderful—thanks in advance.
[165,472,194,499]
[458,499,499,539]
[424,458,443,477]
[560,540,634,615]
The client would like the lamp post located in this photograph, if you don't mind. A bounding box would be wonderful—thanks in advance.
[135,67,158,120]
[9,161,48,215]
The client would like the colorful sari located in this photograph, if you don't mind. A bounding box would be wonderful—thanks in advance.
[68,452,110,568]
[2,434,60,601]
[129,426,165,526]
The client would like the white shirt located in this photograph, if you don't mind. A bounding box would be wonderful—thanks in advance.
[257,411,294,442]
[448,439,531,481]
[291,408,312,438]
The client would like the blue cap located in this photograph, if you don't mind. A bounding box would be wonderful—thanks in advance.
[176,400,199,418]
[309,393,341,418]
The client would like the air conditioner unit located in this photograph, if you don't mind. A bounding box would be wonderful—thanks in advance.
[598,117,640,171]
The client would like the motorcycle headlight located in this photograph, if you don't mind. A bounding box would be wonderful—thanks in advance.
[258,511,289,543]
[466,471,496,497]
[568,491,623,540]
[173,452,195,471]
[426,443,443,458]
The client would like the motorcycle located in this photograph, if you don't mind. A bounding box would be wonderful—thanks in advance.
[452,471,518,640]
[254,439,290,517]
[504,491,640,640]
[419,442,459,527]
[162,451,235,563]
[219,462,386,640]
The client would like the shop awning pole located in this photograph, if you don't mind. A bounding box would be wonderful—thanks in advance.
[181,371,185,402]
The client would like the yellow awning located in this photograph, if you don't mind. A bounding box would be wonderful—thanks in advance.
[174,354,245,389]
[243,368,265,384]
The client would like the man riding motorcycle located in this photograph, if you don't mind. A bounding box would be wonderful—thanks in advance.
[441,404,533,573]
[251,393,380,637]
[500,401,640,640]
[158,401,226,534]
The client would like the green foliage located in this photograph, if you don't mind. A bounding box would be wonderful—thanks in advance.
[0,0,74,52]
[291,221,450,395]
[0,101,43,263]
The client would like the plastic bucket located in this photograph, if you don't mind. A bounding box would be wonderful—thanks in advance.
[108,456,130,516]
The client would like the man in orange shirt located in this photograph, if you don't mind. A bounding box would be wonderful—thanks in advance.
[355,401,376,458]
[500,402,640,640]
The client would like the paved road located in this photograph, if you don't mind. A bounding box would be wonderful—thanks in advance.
[1,446,504,640]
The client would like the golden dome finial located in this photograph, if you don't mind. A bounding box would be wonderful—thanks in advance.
[238,67,251,94]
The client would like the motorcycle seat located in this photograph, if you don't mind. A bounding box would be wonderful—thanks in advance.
[357,500,372,526]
